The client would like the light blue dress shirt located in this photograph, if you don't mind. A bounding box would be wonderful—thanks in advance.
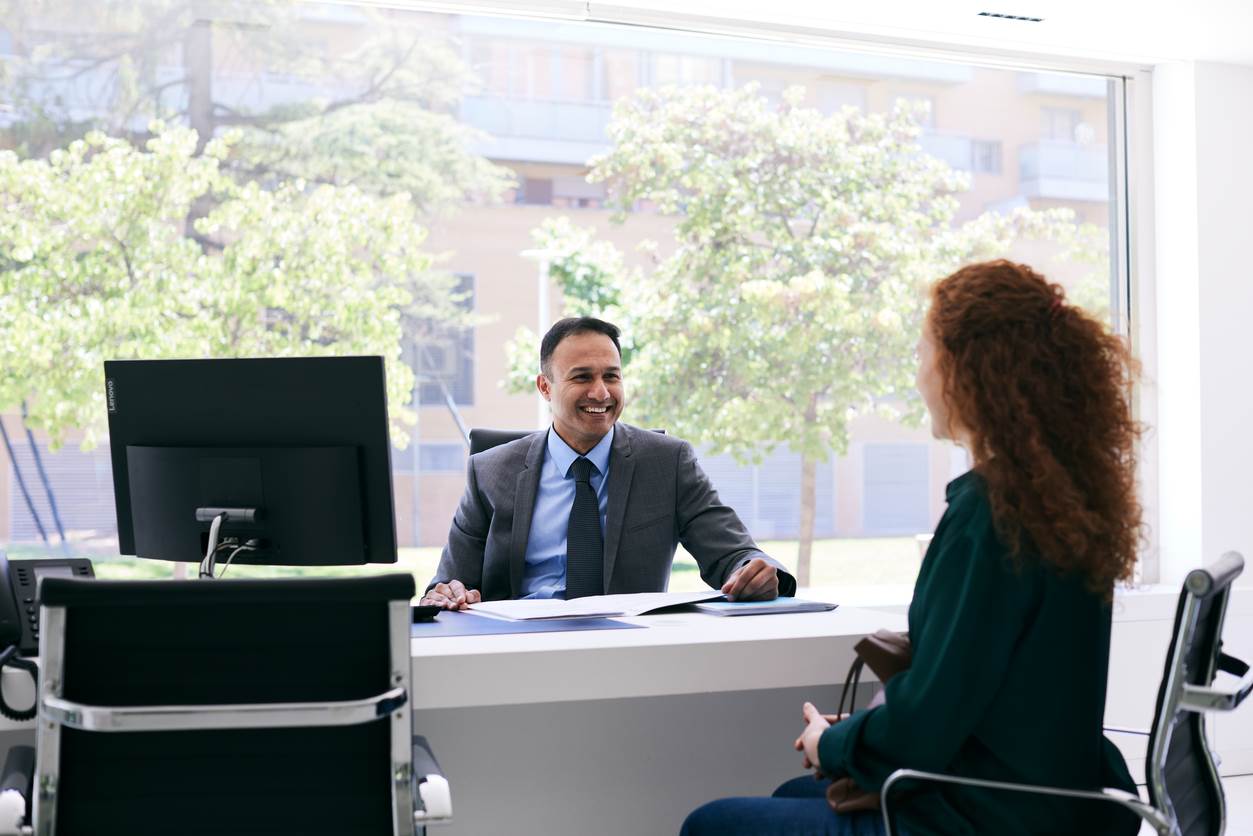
[520,425,613,599]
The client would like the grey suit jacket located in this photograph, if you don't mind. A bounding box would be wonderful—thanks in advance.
[430,422,796,600]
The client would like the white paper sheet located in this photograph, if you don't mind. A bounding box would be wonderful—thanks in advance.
[469,590,726,621]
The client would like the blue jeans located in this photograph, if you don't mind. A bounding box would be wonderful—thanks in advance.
[681,776,890,836]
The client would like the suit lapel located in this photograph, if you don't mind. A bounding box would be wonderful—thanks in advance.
[601,424,635,593]
[508,432,547,597]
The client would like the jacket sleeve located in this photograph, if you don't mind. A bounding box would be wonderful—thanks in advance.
[427,455,488,594]
[673,440,796,596]
[817,515,1037,788]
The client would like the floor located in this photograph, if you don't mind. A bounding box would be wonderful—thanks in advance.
[1137,773,1253,834]
[1222,774,1253,836]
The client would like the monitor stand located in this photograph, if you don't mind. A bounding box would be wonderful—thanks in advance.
[196,507,260,579]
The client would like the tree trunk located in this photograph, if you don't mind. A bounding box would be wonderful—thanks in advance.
[796,451,817,588]
[0,417,49,545]
[184,18,214,154]
[21,402,68,552]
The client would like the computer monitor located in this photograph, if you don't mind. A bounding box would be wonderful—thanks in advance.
[104,356,398,569]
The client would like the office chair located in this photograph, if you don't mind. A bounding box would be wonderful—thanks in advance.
[468,428,537,455]
[881,551,1251,836]
[0,575,451,836]
[468,427,665,456]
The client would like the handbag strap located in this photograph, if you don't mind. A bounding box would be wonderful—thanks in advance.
[837,656,865,719]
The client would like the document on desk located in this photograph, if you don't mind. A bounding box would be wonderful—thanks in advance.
[691,598,837,616]
[469,591,727,621]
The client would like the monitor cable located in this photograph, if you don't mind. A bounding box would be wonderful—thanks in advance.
[0,646,37,722]
[216,542,259,578]
[198,511,228,579]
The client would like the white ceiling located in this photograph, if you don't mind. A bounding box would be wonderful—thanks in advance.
[582,0,1253,68]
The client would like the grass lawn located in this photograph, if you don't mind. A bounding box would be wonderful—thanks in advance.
[8,537,926,590]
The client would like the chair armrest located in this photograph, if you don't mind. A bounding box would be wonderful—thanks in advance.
[1104,725,1150,736]
[1181,652,1253,713]
[412,736,452,825]
[0,745,32,836]
[880,768,1172,836]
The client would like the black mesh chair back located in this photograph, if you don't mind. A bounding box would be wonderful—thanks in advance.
[34,574,416,836]
[468,428,535,455]
[1146,551,1250,836]
[882,551,1251,836]
[468,427,665,456]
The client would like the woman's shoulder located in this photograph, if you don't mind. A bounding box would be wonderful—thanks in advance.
[935,470,995,539]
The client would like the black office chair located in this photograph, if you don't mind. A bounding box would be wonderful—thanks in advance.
[468,428,538,455]
[881,551,1252,836]
[468,427,665,456]
[0,575,450,836]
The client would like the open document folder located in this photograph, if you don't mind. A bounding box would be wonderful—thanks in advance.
[469,591,837,621]
[469,591,728,621]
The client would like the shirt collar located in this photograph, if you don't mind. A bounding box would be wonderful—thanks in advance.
[945,468,980,501]
[547,424,615,478]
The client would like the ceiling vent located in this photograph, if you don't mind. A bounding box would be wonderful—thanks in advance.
[977,11,1045,22]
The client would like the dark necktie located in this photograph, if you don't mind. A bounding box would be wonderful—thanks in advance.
[565,456,604,599]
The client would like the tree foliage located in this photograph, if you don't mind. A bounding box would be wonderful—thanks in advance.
[0,0,514,208]
[0,1,509,453]
[509,84,1109,582]
[0,126,464,448]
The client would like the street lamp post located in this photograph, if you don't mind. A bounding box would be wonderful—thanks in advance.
[521,248,552,431]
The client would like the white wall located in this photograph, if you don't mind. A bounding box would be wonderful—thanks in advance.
[1147,59,1253,775]
[1153,61,1253,582]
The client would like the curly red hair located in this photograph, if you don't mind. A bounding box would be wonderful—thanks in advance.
[929,260,1142,594]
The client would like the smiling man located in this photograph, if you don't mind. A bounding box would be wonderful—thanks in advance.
[423,316,795,608]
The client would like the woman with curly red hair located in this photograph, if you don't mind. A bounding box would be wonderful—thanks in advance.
[684,260,1143,836]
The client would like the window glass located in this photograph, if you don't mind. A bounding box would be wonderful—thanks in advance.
[0,4,1126,589]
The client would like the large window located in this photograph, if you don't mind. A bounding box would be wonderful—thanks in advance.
[0,3,1127,590]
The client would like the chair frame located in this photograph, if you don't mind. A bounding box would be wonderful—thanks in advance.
[30,597,450,836]
[881,551,1252,836]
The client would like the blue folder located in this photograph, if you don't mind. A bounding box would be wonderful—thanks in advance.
[411,609,643,638]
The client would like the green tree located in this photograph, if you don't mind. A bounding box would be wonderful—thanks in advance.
[0,0,513,208]
[0,126,463,449]
[503,217,641,395]
[0,1,507,536]
[511,85,1106,585]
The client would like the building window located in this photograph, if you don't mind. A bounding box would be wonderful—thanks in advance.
[419,443,466,472]
[972,139,1002,174]
[1041,107,1081,141]
[893,93,935,128]
[649,54,724,87]
[552,175,604,209]
[601,49,640,100]
[517,177,554,205]
[816,79,866,114]
[862,444,930,534]
[418,274,474,406]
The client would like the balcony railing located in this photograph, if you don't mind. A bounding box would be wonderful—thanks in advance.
[919,132,974,172]
[459,95,613,164]
[1018,140,1109,201]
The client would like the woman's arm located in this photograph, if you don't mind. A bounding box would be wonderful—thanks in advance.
[817,509,1040,789]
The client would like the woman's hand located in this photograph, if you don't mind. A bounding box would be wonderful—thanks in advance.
[793,702,832,776]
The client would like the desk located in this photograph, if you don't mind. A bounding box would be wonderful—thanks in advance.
[411,605,904,836]
[0,603,902,835]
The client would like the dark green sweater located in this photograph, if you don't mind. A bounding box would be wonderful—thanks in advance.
[818,470,1140,836]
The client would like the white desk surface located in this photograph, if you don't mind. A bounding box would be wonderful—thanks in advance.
[410,604,905,710]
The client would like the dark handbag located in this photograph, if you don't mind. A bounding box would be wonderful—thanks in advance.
[825,629,912,814]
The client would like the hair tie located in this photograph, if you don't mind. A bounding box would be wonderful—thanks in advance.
[1049,296,1064,318]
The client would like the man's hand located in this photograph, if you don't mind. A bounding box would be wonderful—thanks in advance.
[793,701,832,777]
[721,557,779,601]
[421,580,482,611]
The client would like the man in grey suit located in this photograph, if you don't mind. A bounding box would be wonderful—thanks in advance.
[422,316,795,609]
